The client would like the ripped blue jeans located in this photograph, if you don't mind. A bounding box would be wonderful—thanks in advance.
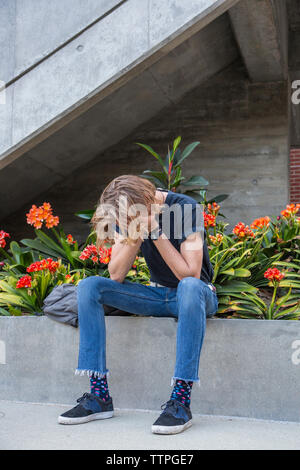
[76,276,219,387]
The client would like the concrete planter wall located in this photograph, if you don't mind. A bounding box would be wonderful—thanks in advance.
[1,316,300,422]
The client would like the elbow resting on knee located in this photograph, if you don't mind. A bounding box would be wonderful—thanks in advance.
[108,271,124,283]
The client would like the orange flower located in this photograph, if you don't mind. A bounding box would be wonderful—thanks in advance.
[16,274,32,288]
[264,268,285,283]
[79,245,112,264]
[26,205,43,229]
[99,247,112,264]
[207,202,220,216]
[66,234,76,245]
[45,214,59,229]
[233,222,255,239]
[65,274,74,283]
[209,233,223,245]
[79,244,99,262]
[0,230,10,248]
[26,258,59,273]
[280,203,300,218]
[204,212,216,228]
[250,216,270,229]
[26,202,59,229]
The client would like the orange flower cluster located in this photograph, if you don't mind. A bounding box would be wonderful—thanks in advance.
[66,234,76,245]
[251,216,270,229]
[281,203,300,218]
[0,230,10,248]
[207,202,220,216]
[99,247,112,264]
[16,274,32,289]
[233,222,255,239]
[79,244,98,263]
[26,258,60,273]
[79,244,112,264]
[209,233,223,245]
[204,212,216,228]
[264,268,285,282]
[65,274,74,283]
[26,202,59,229]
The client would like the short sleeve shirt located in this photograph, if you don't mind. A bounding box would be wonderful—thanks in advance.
[139,189,214,287]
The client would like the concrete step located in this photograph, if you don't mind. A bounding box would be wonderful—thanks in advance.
[1,400,300,450]
[1,316,300,423]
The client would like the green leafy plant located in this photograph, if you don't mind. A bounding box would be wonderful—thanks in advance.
[136,136,228,207]
[270,206,300,261]
[0,259,84,315]
[74,136,229,223]
[219,263,300,320]
[0,241,36,278]
[206,207,300,319]
[125,255,150,285]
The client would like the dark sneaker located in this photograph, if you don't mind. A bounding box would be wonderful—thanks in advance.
[58,392,114,425]
[151,399,192,435]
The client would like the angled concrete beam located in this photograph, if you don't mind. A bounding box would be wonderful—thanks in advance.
[229,0,288,82]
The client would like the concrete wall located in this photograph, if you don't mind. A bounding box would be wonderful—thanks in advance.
[0,0,122,83]
[1,316,300,422]
[0,60,289,244]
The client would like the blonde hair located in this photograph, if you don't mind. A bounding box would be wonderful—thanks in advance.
[91,175,157,249]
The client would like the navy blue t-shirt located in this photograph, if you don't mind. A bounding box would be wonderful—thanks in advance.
[139,190,214,288]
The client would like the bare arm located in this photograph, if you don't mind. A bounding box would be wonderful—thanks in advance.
[108,232,142,283]
[152,232,204,281]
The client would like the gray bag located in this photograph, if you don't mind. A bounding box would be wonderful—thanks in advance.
[42,283,133,328]
[43,283,79,327]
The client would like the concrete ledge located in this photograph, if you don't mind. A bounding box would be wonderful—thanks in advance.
[1,316,300,422]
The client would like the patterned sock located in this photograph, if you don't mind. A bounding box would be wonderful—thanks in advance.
[89,373,111,402]
[170,379,193,407]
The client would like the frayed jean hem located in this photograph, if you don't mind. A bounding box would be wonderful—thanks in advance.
[75,369,110,379]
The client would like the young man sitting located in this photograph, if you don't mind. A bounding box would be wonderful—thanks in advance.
[58,174,218,434]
